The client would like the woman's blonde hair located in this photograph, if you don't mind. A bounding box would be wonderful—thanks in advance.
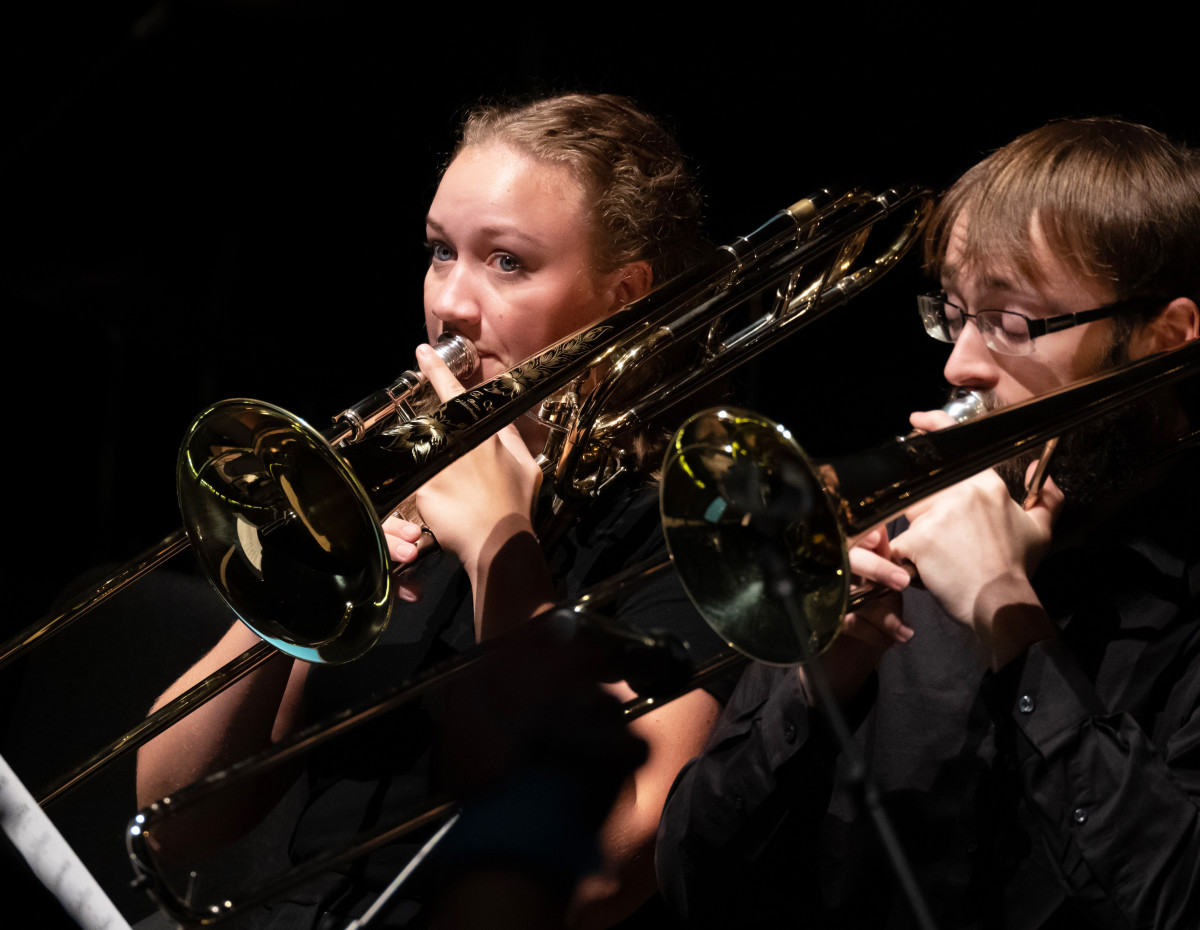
[454,93,707,282]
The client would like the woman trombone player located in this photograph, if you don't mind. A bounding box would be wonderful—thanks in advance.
[135,94,735,929]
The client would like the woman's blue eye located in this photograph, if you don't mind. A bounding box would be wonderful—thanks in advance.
[428,242,453,262]
[496,253,521,273]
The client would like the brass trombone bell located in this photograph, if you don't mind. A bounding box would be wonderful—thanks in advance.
[177,400,392,665]
[0,332,477,673]
[662,410,847,663]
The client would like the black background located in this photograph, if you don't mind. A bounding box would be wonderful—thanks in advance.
[2,2,1195,925]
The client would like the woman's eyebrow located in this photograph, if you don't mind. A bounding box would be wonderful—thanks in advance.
[425,216,545,247]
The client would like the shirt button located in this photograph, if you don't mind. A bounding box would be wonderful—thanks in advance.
[1018,694,1036,714]
[733,795,746,811]
[1073,808,1088,824]
[784,722,797,743]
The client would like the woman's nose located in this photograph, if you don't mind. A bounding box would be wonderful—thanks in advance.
[424,262,481,330]
[943,319,1000,390]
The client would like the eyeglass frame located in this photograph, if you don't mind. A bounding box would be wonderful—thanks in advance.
[916,291,1167,356]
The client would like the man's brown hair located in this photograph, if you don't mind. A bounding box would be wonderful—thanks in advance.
[925,118,1200,338]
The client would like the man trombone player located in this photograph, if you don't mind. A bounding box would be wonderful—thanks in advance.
[656,117,1200,928]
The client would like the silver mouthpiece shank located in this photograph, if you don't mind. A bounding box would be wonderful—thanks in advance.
[332,333,478,444]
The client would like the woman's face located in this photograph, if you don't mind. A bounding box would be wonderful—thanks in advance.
[424,143,628,388]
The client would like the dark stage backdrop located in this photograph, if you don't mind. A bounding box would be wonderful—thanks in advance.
[2,3,1195,926]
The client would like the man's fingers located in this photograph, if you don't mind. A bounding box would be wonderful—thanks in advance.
[908,409,957,434]
[840,613,894,649]
[849,546,912,591]
[842,606,913,646]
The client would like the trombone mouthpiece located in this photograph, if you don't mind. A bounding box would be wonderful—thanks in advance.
[941,388,987,424]
[331,333,478,444]
[902,389,986,441]
[431,332,479,379]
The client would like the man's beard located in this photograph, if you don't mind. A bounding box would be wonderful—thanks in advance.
[988,340,1181,506]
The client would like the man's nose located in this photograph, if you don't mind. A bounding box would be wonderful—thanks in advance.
[943,318,1000,389]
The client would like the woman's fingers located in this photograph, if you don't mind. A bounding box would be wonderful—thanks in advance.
[394,579,423,603]
[383,515,425,563]
[417,342,467,402]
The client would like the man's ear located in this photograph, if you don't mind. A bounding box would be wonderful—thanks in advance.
[1131,297,1199,357]
[612,260,653,307]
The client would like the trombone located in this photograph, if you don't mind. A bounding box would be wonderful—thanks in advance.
[660,342,1199,663]
[2,185,934,806]
[125,340,1199,926]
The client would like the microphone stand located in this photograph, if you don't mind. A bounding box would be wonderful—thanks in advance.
[746,462,937,930]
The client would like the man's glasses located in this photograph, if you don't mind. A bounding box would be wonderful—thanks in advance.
[916,292,1164,356]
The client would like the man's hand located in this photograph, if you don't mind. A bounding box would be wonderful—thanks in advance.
[801,528,914,705]
[889,464,1064,668]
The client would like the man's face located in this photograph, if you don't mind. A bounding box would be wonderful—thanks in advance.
[939,214,1121,409]
[938,213,1189,503]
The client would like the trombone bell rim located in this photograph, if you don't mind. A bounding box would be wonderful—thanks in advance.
[661,406,848,665]
[177,399,392,665]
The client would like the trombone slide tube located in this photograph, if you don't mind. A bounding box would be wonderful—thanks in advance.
[123,620,740,926]
[0,530,189,671]
[35,641,278,807]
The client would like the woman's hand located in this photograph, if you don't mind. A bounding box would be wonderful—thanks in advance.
[411,343,544,574]
[382,513,433,603]
[410,342,555,638]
